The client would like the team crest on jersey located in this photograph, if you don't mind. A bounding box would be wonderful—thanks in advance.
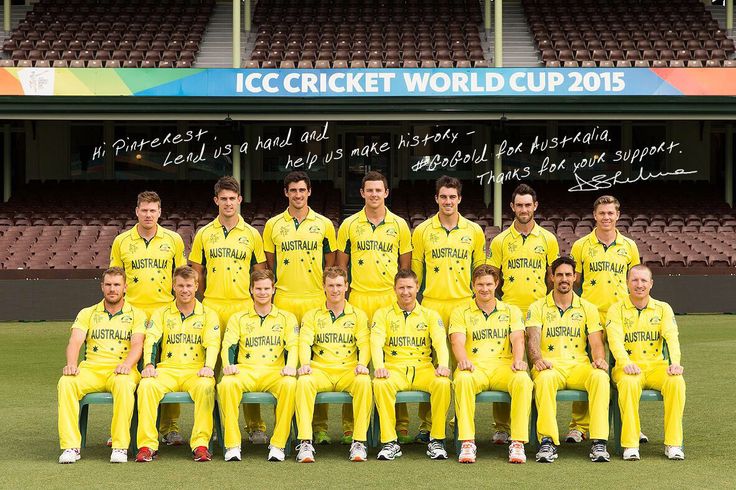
[416,322,428,331]
[208,234,221,244]
[308,225,321,234]
[356,224,368,237]
[526,310,532,321]
[166,319,177,329]
[588,248,598,258]
[214,325,219,330]
[460,235,472,244]
[498,314,509,322]
[343,320,355,329]
[245,322,256,334]
[316,318,327,330]
[545,311,556,323]
[238,237,249,245]
[121,315,133,324]
[192,321,203,329]
[617,248,628,257]
[507,242,518,253]
[469,317,479,327]
[145,320,153,329]
[649,316,661,325]
[159,243,172,252]
[429,232,440,244]
[94,313,106,323]
[294,325,300,335]
[623,317,634,329]
[128,243,138,254]
[390,320,400,332]
[571,312,583,321]
[279,224,290,237]
[386,228,398,237]
[534,245,545,254]
[271,323,283,332]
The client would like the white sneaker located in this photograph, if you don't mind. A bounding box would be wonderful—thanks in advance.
[59,448,81,464]
[589,440,610,462]
[509,441,526,464]
[296,440,315,463]
[224,447,242,462]
[249,430,269,445]
[565,429,586,443]
[458,441,476,463]
[349,441,367,462]
[426,439,448,460]
[492,431,510,445]
[665,445,685,460]
[623,447,640,461]
[110,448,127,463]
[160,431,184,446]
[639,432,649,443]
[377,441,402,460]
[267,445,285,462]
[106,437,113,447]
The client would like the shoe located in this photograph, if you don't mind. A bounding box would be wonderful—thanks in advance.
[135,447,156,463]
[589,440,610,462]
[248,430,268,445]
[193,446,212,462]
[58,448,80,464]
[414,430,430,444]
[623,447,640,461]
[267,445,285,462]
[296,440,315,463]
[110,448,127,463]
[535,437,558,463]
[458,440,476,464]
[508,441,526,464]
[377,441,402,460]
[106,437,113,447]
[224,447,242,462]
[349,441,367,462]
[341,431,353,445]
[426,439,448,460]
[665,445,685,460]
[397,429,413,444]
[492,430,510,445]
[314,431,331,445]
[160,431,184,446]
[565,429,586,443]
[640,432,649,444]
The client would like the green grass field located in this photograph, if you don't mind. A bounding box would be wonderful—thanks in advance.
[2,316,735,489]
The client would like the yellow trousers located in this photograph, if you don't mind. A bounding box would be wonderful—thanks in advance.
[136,367,215,451]
[613,361,685,448]
[218,367,296,449]
[454,364,533,442]
[296,366,372,442]
[532,361,610,445]
[373,363,451,443]
[58,361,139,450]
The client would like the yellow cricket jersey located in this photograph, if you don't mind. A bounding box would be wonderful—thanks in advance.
[188,216,266,301]
[110,225,185,306]
[570,230,640,314]
[337,208,412,293]
[411,214,487,301]
[526,293,602,362]
[299,302,370,369]
[370,302,449,369]
[263,208,337,297]
[488,222,559,312]
[606,296,681,366]
[448,300,525,367]
[72,300,147,364]
[145,300,221,370]
[221,304,299,369]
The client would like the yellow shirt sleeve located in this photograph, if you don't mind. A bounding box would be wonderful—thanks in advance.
[355,308,371,366]
[509,304,525,333]
[629,241,641,268]
[174,233,186,268]
[262,218,275,254]
[203,308,221,369]
[429,309,449,368]
[71,307,92,335]
[605,303,630,365]
[298,311,316,366]
[188,228,205,265]
[398,220,413,255]
[336,220,350,253]
[447,306,466,337]
[144,308,165,366]
[488,234,503,269]
[221,313,241,367]
[570,238,584,274]
[370,308,388,370]
[131,307,147,336]
[584,302,603,335]
[324,219,337,254]
[525,299,543,328]
[285,312,299,369]
[110,235,123,268]
[661,303,681,365]
[547,234,560,267]
[411,227,425,286]
[251,228,267,264]
[472,225,487,270]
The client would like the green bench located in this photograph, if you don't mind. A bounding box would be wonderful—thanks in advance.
[370,390,430,447]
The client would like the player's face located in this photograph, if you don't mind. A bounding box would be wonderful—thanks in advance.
[628,268,653,301]
[135,201,161,231]
[511,194,537,225]
[552,264,575,294]
[251,278,274,306]
[324,275,347,303]
[285,180,311,211]
[435,186,461,217]
[473,274,497,302]
[360,179,388,211]
[594,203,620,232]
[214,190,242,219]
[173,276,198,304]
[101,273,126,305]
[394,277,418,307]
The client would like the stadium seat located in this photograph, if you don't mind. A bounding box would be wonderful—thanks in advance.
[370,391,429,447]
[216,392,294,454]
[78,392,138,451]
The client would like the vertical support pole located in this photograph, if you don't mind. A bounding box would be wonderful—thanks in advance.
[727,123,733,208]
[245,0,251,33]
[242,125,252,203]
[493,144,502,228]
[3,124,10,202]
[4,0,10,34]
[494,0,503,67]
[727,0,734,34]
[484,0,491,32]
[233,0,241,68]
[482,125,492,208]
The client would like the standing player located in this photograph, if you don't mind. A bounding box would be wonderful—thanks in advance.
[57,267,145,464]
[110,191,186,446]
[371,269,452,461]
[135,266,220,463]
[218,270,298,462]
[450,265,533,464]
[336,170,412,443]
[526,256,610,463]
[294,267,372,463]
[568,195,641,444]
[606,265,685,461]
[487,183,558,444]
[411,175,486,441]
[189,176,268,443]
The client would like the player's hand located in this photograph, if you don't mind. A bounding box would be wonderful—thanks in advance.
[62,364,79,376]
[198,367,214,378]
[435,366,451,377]
[534,359,553,371]
[355,364,369,375]
[114,364,131,375]
[511,360,528,372]
[457,359,474,372]
[281,366,296,377]
[592,358,609,371]
[223,364,239,375]
[667,363,684,376]
[141,364,157,378]
[623,363,641,375]
[298,365,312,376]
[374,368,390,378]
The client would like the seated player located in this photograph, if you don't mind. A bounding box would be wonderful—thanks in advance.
[295,267,372,463]
[371,269,451,461]
[218,269,298,462]
[606,265,686,461]
[57,267,145,464]
[526,256,611,463]
[450,265,533,464]
[135,266,220,463]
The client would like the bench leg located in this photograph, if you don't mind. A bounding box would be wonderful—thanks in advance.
[79,403,89,449]
[529,404,538,449]
[612,389,622,455]
[130,399,139,453]
[214,400,224,453]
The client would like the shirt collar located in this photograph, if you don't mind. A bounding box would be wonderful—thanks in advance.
[358,207,397,225]
[509,221,541,238]
[392,301,418,317]
[545,292,582,309]
[94,299,132,316]
[624,295,652,311]
[131,223,164,241]
[168,299,204,316]
[588,229,620,246]
[320,301,354,316]
[244,303,280,319]
[215,215,246,231]
[470,299,502,316]
[282,207,316,223]
[430,213,468,230]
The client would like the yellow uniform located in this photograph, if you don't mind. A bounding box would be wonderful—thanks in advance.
[263,208,337,322]
[296,303,372,442]
[218,305,298,449]
[450,300,533,442]
[136,301,220,451]
[607,297,685,448]
[58,300,146,450]
[371,303,451,443]
[527,293,609,445]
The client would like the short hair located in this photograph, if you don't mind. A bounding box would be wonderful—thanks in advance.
[472,264,500,284]
[511,184,537,204]
[593,195,620,213]
[284,171,311,190]
[250,269,275,288]
[435,175,462,197]
[102,267,125,283]
[628,264,653,280]
[214,176,240,196]
[323,266,348,284]
[361,170,388,190]
[394,268,418,285]
[136,191,161,208]
[173,265,198,282]
[550,256,576,275]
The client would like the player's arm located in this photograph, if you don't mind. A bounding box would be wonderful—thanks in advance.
[448,308,472,371]
[355,310,371,373]
[115,333,144,375]
[525,301,550,370]
[472,225,487,270]
[297,313,315,375]
[141,311,164,377]
[262,218,276,271]
[221,314,241,375]
[281,314,299,376]
[190,263,206,297]
[429,311,450,376]
[586,306,607,370]
[410,227,425,283]
[199,310,220,377]
[109,235,123,268]
[336,251,349,269]
[397,219,413,270]
[509,305,528,371]
[370,310,388,376]
[323,220,337,267]
[251,229,267,271]
[188,230,206,296]
[661,304,683,375]
[63,328,87,376]
[173,233,186,268]
[570,239,583,291]
[336,221,351,269]
[547,235,561,293]
[605,304,631,367]
[488,235,504,289]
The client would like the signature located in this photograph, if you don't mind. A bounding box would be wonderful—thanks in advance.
[568,167,698,192]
